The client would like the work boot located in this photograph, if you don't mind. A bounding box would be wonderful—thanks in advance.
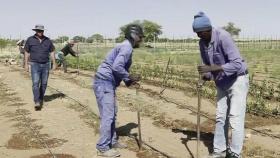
[97,149,120,157]
[226,151,241,158]
[112,142,127,149]
[206,151,226,158]
[34,102,41,111]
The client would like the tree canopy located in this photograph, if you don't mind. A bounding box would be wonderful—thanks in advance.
[86,34,104,43]
[117,20,162,42]
[223,22,241,37]
[73,36,86,42]
[55,36,69,43]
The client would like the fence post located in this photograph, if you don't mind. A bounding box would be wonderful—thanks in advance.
[276,36,278,49]
[270,36,273,50]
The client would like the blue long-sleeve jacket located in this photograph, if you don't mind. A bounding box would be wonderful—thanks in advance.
[95,40,133,87]
[199,28,248,89]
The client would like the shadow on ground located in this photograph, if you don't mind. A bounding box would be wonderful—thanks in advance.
[116,123,138,137]
[44,93,66,102]
[68,70,79,74]
[172,128,214,158]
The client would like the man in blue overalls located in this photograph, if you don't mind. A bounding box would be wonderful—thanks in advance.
[93,24,144,157]
[193,12,249,158]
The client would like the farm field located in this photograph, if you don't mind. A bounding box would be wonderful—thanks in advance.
[0,42,279,158]
[2,1,280,158]
[64,44,280,116]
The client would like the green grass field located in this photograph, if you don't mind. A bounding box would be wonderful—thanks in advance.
[1,42,279,117]
[64,44,280,117]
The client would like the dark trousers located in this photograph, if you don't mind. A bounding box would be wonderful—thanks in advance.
[55,52,67,72]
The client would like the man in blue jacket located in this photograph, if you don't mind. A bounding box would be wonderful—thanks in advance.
[93,24,144,157]
[193,12,249,158]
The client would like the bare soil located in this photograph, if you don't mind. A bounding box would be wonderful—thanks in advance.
[0,64,279,158]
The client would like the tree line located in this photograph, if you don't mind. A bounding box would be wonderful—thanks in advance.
[53,21,240,43]
[0,21,241,48]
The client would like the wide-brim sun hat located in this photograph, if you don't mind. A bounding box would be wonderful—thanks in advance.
[32,24,46,31]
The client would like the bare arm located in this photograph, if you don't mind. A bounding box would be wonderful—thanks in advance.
[50,51,57,70]
[24,51,30,71]
[69,47,78,57]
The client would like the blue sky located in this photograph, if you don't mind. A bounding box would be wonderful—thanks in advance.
[0,0,279,39]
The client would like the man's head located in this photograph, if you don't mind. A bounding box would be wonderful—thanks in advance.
[192,12,212,42]
[196,30,212,42]
[16,40,25,46]
[69,40,75,47]
[125,24,145,48]
[32,24,45,38]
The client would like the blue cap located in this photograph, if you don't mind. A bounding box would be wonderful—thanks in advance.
[192,12,212,32]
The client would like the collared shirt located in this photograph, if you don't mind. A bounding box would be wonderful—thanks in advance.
[24,35,55,63]
[95,40,133,87]
[199,28,247,89]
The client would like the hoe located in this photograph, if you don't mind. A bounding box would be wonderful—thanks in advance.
[197,70,205,158]
[134,83,142,150]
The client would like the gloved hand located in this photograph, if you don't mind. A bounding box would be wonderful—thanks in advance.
[124,80,133,87]
[201,73,211,81]
[129,74,141,82]
[197,65,223,73]
[124,74,141,87]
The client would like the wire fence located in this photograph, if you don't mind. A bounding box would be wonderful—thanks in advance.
[1,37,279,118]
[53,37,280,53]
[2,37,280,56]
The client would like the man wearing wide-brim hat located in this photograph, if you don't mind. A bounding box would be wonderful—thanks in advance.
[16,39,25,68]
[24,24,57,111]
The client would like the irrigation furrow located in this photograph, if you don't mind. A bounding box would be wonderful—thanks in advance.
[47,85,174,158]
[1,83,57,158]
[6,64,280,157]
[60,69,280,140]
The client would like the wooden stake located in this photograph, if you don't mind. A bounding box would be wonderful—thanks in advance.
[136,85,142,150]
[197,63,204,158]
[77,43,80,75]
[160,57,171,95]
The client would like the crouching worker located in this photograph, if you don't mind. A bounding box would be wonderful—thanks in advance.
[93,24,144,157]
[193,12,249,158]
[16,40,25,68]
[55,40,78,73]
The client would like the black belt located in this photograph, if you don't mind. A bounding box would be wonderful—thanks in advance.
[237,70,248,76]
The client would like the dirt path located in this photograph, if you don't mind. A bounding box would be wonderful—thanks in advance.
[1,64,211,158]
[0,64,137,158]
[51,68,280,157]
[47,70,211,157]
[1,64,280,158]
